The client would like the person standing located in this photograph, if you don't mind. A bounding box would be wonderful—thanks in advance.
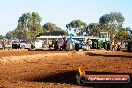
[107,42,110,51]
[2,40,5,50]
[54,39,59,50]
[62,37,67,50]
[111,40,115,50]
[86,38,91,50]
[117,41,121,51]
[125,41,128,49]
[48,40,52,49]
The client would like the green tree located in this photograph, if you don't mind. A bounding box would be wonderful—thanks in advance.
[99,12,125,38]
[126,27,132,34]
[42,23,68,36]
[40,30,67,36]
[18,12,31,30]
[43,23,58,32]
[8,12,43,40]
[115,28,129,41]
[88,23,102,36]
[66,19,87,36]
[6,31,14,39]
[0,35,3,39]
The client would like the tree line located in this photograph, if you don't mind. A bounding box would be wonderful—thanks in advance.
[6,12,68,40]
[1,12,131,41]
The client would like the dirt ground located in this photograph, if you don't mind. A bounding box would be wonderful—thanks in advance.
[0,49,132,88]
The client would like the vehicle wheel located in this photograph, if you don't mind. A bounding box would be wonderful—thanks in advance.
[77,76,87,85]
[59,46,63,51]
[21,45,25,49]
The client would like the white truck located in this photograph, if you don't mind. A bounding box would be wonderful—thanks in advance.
[34,40,43,49]
[20,40,32,49]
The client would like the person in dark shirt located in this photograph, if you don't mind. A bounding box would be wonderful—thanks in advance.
[106,41,110,51]
[117,42,121,51]
[2,40,5,50]
[62,37,67,50]
[54,39,59,50]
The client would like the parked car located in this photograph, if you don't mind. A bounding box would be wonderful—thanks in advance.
[20,40,32,49]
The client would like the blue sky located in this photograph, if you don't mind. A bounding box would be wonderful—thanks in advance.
[0,0,132,35]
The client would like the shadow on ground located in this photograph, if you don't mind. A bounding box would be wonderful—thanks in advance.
[117,49,132,52]
[26,70,132,88]
[85,52,132,58]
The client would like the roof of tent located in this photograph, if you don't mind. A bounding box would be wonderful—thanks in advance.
[37,35,100,40]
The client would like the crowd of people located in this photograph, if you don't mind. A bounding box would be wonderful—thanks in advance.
[0,39,34,50]
[47,37,130,51]
[47,37,97,51]
[0,37,130,51]
[104,40,129,51]
[48,37,68,51]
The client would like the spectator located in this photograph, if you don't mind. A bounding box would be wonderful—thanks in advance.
[2,40,5,50]
[125,42,128,49]
[111,40,115,50]
[75,43,79,51]
[54,39,59,50]
[48,40,52,49]
[117,41,121,51]
[86,38,90,50]
[62,37,67,50]
[106,41,110,51]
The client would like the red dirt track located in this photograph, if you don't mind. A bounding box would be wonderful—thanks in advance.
[0,49,132,88]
